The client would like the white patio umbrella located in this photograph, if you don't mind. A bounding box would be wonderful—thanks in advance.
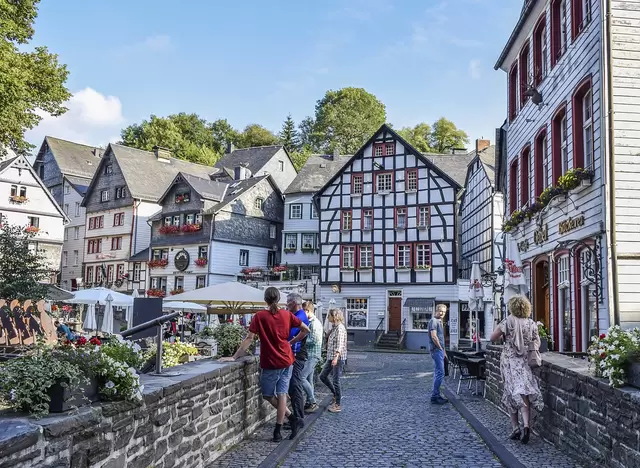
[163,301,207,311]
[65,287,134,307]
[468,261,485,352]
[84,303,97,331]
[101,294,114,334]
[167,281,285,311]
[503,233,529,302]
[131,289,140,299]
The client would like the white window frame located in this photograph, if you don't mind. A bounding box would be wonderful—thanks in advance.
[376,173,392,193]
[583,90,593,169]
[64,204,69,214]
[74,226,79,240]
[352,175,363,194]
[239,249,249,266]
[542,134,550,190]
[196,275,206,289]
[62,251,67,267]
[415,244,431,269]
[173,215,181,226]
[255,198,264,210]
[345,297,368,328]
[418,206,429,228]
[64,228,69,241]
[396,208,407,230]
[284,233,297,250]
[397,245,411,269]
[560,114,569,174]
[406,170,418,191]
[341,211,352,231]
[290,204,302,219]
[342,246,355,269]
[75,202,80,217]
[301,233,316,250]
[541,24,548,78]
[311,203,318,219]
[100,190,110,202]
[133,263,141,281]
[269,224,276,239]
[560,0,568,54]
[64,184,70,195]
[359,246,372,269]
[363,209,373,230]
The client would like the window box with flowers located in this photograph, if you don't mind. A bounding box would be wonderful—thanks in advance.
[170,288,184,296]
[195,257,208,267]
[241,267,264,276]
[284,248,297,253]
[181,223,202,233]
[25,226,40,234]
[558,167,594,194]
[159,225,180,235]
[149,259,168,269]
[9,195,28,204]
[147,288,166,298]
[272,265,288,273]
[415,265,432,271]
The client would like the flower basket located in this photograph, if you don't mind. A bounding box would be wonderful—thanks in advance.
[48,377,99,413]
[148,259,168,269]
[170,288,184,296]
[241,267,264,275]
[159,225,180,235]
[181,223,202,233]
[9,195,28,204]
[195,257,208,267]
[25,226,40,234]
[272,265,288,273]
[146,288,166,298]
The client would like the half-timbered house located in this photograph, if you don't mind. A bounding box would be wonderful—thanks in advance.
[314,124,462,350]
[496,0,640,351]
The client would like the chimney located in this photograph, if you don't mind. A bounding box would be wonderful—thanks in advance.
[226,141,235,154]
[451,148,467,155]
[476,139,491,154]
[153,146,171,163]
[330,147,339,161]
[93,148,103,158]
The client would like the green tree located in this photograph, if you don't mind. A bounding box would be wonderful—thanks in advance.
[289,146,312,171]
[312,87,386,154]
[429,117,470,153]
[0,0,71,156]
[397,123,434,153]
[278,114,299,153]
[297,117,318,152]
[0,223,49,300]
[210,118,240,154]
[237,124,279,148]
[120,113,219,165]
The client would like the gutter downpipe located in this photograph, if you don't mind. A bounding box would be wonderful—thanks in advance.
[604,1,621,326]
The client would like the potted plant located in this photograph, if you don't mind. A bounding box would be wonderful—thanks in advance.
[149,259,169,269]
[536,322,552,352]
[588,326,640,387]
[146,288,166,297]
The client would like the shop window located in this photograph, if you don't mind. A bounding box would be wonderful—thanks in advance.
[346,298,368,328]
[579,248,597,350]
[406,298,435,330]
[557,255,572,352]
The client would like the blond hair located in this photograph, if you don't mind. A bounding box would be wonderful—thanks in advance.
[327,308,345,325]
[435,303,447,313]
[508,295,531,318]
[302,301,314,314]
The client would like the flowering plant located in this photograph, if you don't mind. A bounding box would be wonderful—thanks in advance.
[170,287,184,296]
[588,326,640,387]
[10,195,28,203]
[147,288,166,298]
[62,305,72,313]
[148,259,168,269]
[25,226,40,233]
[145,339,198,368]
[272,265,288,273]
[180,223,202,233]
[536,322,551,341]
[159,225,180,234]
[195,257,208,267]
[241,267,263,275]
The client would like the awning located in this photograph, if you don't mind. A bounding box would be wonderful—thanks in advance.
[42,284,74,301]
[403,298,435,312]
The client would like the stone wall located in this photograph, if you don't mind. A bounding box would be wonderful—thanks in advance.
[485,345,640,468]
[0,357,273,468]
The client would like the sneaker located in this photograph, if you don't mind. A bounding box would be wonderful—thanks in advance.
[331,396,336,405]
[431,396,448,405]
[328,403,342,413]
[305,403,319,413]
[303,402,311,410]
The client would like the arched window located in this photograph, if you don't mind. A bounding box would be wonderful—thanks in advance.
[572,76,593,169]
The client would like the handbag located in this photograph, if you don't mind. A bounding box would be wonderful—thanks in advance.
[528,319,542,368]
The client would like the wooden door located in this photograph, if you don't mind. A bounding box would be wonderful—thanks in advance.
[388,297,402,332]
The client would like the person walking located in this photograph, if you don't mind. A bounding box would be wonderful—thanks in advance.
[301,301,323,413]
[219,287,309,442]
[286,293,310,434]
[320,308,347,413]
[489,295,543,444]
[428,304,448,405]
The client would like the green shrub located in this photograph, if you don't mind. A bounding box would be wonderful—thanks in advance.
[212,323,253,357]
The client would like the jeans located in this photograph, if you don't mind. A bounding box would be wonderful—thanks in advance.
[431,349,445,399]
[319,359,344,405]
[288,358,306,421]
[300,356,319,404]
[259,366,292,397]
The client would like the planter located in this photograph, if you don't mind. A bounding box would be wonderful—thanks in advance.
[539,338,548,353]
[570,178,592,194]
[628,362,640,389]
[48,377,99,413]
[549,194,566,208]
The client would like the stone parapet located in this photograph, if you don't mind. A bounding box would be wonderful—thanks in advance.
[0,356,273,468]
[485,344,640,468]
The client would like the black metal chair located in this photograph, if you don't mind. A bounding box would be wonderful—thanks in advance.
[456,357,486,397]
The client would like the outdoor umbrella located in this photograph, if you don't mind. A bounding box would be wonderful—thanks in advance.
[168,281,285,311]
[65,287,134,307]
[503,233,529,302]
[84,303,97,331]
[163,301,207,311]
[468,261,485,352]
[101,294,114,334]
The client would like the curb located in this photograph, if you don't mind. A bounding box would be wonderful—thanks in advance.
[442,387,526,468]
[257,394,332,468]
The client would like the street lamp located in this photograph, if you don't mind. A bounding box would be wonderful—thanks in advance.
[310,273,319,303]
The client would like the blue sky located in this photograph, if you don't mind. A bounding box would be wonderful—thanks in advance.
[25,0,521,151]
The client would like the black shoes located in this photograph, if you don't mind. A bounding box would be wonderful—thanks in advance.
[509,428,521,440]
[431,396,448,405]
[522,427,530,444]
[289,418,304,439]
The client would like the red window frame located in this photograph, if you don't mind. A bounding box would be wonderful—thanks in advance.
[385,142,396,156]
[361,208,373,230]
[357,245,374,269]
[534,127,548,197]
[113,212,124,226]
[571,0,589,40]
[341,210,352,231]
[107,265,114,282]
[95,265,102,283]
[395,244,413,269]
[552,103,568,182]
[572,75,593,169]
[373,171,394,193]
[509,62,518,122]
[89,217,94,230]
[519,42,531,107]
[405,169,418,191]
[351,173,364,194]
[340,245,356,269]
[117,263,125,279]
[394,207,408,229]
[520,146,531,207]
[417,205,430,228]
[509,159,519,213]
[533,14,547,86]
[551,0,568,68]
[111,237,122,251]
[414,243,432,268]
[372,143,385,158]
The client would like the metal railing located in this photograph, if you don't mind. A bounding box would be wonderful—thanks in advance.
[121,311,182,375]
[399,318,408,349]
[374,317,385,346]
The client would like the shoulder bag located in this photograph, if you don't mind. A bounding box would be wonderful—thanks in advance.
[527,320,542,369]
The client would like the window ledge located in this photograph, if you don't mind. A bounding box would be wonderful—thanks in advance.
[395,268,411,272]
[415,267,432,271]
[405,189,417,194]
[340,268,355,273]
[284,249,297,253]
[417,225,428,230]
[350,193,362,198]
[358,267,373,271]
[376,191,390,196]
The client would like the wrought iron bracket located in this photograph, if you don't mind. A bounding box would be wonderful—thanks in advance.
[556,236,603,304]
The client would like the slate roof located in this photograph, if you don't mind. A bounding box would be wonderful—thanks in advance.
[129,247,149,262]
[106,144,216,202]
[0,156,18,174]
[43,136,102,180]
[214,146,283,177]
[284,155,352,194]
[181,173,228,201]
[206,175,273,214]
[422,152,475,187]
[478,146,496,186]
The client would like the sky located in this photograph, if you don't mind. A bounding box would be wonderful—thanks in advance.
[25,0,522,152]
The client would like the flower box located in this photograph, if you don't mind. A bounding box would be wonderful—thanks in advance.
[48,377,99,413]
[415,266,432,271]
[284,248,296,253]
[570,178,592,194]
[181,223,202,233]
[25,226,40,234]
[195,257,208,267]
[159,225,180,234]
[149,259,168,269]
[9,195,28,204]
[146,288,166,298]
[272,265,288,273]
[549,194,566,208]
[170,288,184,296]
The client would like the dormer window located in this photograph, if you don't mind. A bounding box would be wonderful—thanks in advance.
[255,197,264,210]
[115,186,127,199]
[105,164,113,175]
[234,166,251,180]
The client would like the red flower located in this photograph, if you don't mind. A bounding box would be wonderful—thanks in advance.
[76,336,87,346]
[600,333,606,339]
[89,337,101,346]
[600,352,606,359]
[226,319,233,323]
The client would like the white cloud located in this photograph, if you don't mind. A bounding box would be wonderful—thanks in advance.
[25,88,125,149]
[469,59,482,80]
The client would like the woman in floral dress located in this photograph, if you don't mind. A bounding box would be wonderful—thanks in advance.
[489,295,543,444]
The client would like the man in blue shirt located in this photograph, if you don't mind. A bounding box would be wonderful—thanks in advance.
[54,320,76,342]
[286,293,309,438]
[428,304,448,405]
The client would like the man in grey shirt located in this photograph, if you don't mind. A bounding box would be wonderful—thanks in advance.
[428,304,448,404]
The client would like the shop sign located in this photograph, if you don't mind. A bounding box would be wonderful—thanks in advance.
[174,249,190,271]
[533,224,548,245]
[558,215,585,235]
[518,239,530,253]
[449,315,458,335]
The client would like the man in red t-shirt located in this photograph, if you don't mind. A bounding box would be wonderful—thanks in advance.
[220,287,309,442]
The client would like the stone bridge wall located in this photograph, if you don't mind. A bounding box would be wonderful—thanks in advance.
[0,356,273,468]
[485,345,640,468]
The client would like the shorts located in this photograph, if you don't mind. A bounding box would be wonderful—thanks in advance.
[260,365,293,397]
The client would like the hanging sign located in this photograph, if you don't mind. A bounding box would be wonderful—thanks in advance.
[174,250,190,272]
[533,224,548,245]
